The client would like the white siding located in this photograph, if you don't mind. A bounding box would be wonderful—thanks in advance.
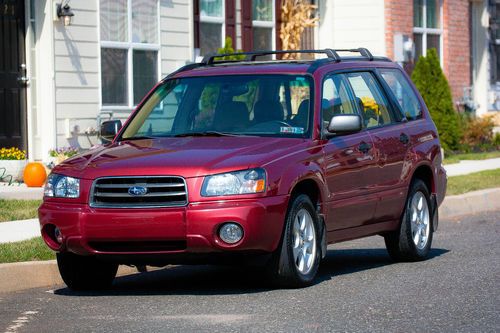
[160,0,193,76]
[50,0,193,149]
[318,0,386,56]
[52,0,100,148]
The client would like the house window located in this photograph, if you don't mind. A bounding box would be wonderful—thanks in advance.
[199,0,225,56]
[413,0,442,62]
[252,0,275,51]
[100,0,159,107]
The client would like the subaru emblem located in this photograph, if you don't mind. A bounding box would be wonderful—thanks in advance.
[128,186,148,196]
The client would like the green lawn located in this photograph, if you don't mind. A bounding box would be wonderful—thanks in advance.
[447,168,500,195]
[0,199,41,222]
[443,151,500,165]
[0,237,55,263]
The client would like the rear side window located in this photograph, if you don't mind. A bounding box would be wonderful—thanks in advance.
[379,69,422,121]
[346,72,394,128]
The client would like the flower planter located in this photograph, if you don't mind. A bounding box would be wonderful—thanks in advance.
[0,160,27,182]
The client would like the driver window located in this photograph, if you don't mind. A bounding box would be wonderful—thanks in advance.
[322,74,357,124]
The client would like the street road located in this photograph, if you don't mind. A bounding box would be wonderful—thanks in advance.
[1,211,498,333]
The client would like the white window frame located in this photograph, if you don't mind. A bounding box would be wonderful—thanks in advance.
[252,0,276,51]
[199,0,226,56]
[413,0,443,65]
[98,0,161,111]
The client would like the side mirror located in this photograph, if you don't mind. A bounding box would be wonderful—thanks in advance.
[99,120,122,144]
[326,114,362,137]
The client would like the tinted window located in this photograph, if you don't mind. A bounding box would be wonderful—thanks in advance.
[379,69,422,121]
[346,72,394,128]
[322,74,357,124]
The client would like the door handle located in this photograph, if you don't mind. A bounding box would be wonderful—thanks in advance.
[358,141,372,154]
[400,133,410,145]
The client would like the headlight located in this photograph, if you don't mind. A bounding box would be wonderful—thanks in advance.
[44,174,80,198]
[201,168,266,196]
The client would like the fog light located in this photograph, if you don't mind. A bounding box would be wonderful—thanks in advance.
[54,227,63,244]
[219,223,243,244]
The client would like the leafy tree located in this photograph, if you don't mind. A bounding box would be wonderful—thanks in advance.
[411,48,462,151]
[216,37,245,60]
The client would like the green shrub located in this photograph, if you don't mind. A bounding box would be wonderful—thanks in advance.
[411,49,462,151]
[493,132,500,147]
[216,37,245,61]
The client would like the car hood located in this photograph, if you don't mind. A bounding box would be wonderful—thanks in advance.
[54,136,308,179]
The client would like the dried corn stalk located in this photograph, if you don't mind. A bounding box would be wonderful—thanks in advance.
[280,0,318,59]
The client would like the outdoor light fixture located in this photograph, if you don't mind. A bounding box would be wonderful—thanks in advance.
[56,1,74,26]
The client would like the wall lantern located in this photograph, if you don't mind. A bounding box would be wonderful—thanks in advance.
[56,1,74,26]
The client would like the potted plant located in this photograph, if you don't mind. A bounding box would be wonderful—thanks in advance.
[48,147,79,168]
[0,147,27,182]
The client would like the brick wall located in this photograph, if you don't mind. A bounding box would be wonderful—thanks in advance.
[443,0,471,103]
[384,0,414,60]
[384,0,471,104]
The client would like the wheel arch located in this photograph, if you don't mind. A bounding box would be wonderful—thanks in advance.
[409,163,438,232]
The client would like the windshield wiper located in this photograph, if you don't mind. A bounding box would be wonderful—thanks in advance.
[174,131,238,137]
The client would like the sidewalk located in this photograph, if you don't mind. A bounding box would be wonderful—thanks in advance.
[444,157,500,177]
[0,219,40,243]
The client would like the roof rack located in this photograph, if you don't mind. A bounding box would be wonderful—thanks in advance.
[201,49,341,65]
[165,48,382,78]
[201,48,376,65]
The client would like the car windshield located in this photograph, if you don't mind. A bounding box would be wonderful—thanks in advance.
[120,75,313,140]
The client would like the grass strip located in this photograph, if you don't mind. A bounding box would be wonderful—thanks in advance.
[447,168,500,195]
[444,151,500,165]
[0,199,41,222]
[0,237,55,263]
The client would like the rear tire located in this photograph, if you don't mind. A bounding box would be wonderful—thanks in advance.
[267,194,321,288]
[385,179,433,261]
[57,252,118,291]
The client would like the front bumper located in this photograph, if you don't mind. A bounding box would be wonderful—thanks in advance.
[38,196,289,259]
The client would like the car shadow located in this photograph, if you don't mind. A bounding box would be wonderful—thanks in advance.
[53,247,449,297]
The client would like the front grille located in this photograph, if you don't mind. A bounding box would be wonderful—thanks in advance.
[90,176,187,208]
[88,240,187,252]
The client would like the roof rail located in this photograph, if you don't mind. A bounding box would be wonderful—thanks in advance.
[333,48,374,61]
[202,49,341,65]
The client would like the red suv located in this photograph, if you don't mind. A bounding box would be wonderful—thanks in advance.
[39,48,447,290]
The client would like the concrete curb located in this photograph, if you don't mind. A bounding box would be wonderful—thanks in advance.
[439,188,500,219]
[0,260,139,294]
[0,188,498,294]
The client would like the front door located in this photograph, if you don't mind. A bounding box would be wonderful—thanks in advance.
[321,73,378,231]
[0,0,27,150]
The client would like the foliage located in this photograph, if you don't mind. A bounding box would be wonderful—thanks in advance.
[0,237,55,263]
[411,49,462,151]
[447,169,500,195]
[0,199,41,222]
[216,37,245,61]
[49,146,79,158]
[0,147,26,160]
[460,115,496,151]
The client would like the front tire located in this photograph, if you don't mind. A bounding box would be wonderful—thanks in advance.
[385,179,433,261]
[57,252,118,291]
[267,194,321,288]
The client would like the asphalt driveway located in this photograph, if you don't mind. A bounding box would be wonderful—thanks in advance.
[1,211,498,332]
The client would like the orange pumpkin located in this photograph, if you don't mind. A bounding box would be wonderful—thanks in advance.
[23,162,47,187]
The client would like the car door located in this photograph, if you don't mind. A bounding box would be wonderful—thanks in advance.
[345,71,409,223]
[321,73,378,231]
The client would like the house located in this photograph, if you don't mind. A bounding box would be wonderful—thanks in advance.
[0,0,495,162]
